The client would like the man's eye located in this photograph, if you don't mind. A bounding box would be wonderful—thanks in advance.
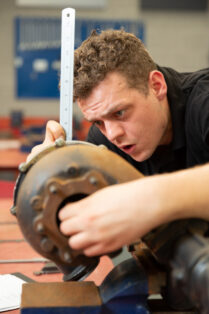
[115,110,125,118]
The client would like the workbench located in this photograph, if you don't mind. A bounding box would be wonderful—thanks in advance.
[0,148,28,180]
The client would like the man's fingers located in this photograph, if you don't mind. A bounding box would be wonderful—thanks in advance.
[27,120,65,162]
[59,196,90,220]
[83,242,116,257]
[26,144,43,162]
[44,120,65,143]
[59,203,81,221]
[68,231,111,255]
[59,216,81,235]
[84,244,106,256]
[69,232,96,251]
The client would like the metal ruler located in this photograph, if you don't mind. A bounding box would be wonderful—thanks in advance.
[60,8,75,141]
[0,258,49,264]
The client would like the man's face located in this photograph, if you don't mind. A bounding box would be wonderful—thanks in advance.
[78,72,171,162]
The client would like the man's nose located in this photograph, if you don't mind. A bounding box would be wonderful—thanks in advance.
[104,121,124,142]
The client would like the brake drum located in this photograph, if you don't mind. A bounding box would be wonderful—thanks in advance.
[12,140,142,280]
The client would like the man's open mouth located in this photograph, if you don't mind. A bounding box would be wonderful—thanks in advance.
[123,145,133,149]
[120,144,136,154]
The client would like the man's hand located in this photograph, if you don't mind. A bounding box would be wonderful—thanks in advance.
[58,164,209,257]
[27,120,65,162]
[58,178,163,257]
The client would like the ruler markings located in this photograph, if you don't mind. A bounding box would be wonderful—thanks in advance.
[60,8,75,141]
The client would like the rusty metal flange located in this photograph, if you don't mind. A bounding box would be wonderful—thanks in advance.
[12,140,141,280]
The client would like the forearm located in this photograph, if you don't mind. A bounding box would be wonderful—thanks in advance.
[135,163,209,231]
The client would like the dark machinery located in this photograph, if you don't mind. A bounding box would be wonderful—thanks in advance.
[12,140,209,313]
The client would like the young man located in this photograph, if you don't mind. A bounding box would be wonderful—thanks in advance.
[29,30,209,257]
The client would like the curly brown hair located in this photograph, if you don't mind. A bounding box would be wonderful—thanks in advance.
[73,29,156,101]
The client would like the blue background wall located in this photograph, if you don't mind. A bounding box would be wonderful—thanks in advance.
[14,17,144,99]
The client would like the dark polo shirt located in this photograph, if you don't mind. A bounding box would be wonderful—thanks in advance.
[87,66,209,176]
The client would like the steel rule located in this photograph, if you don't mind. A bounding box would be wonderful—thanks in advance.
[60,8,75,141]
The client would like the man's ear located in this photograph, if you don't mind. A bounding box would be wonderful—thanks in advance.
[148,70,167,101]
